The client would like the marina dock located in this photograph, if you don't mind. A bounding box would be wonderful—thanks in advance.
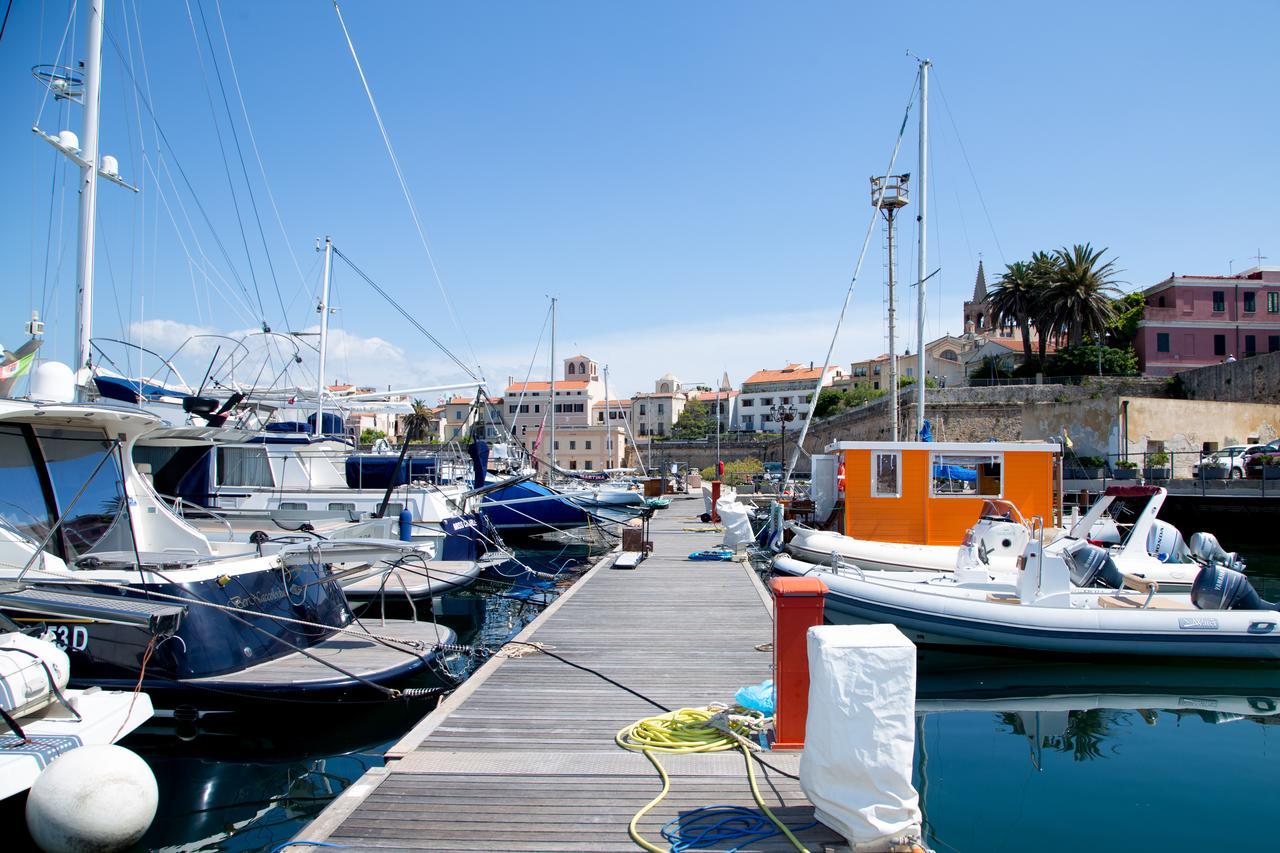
[289,495,841,851]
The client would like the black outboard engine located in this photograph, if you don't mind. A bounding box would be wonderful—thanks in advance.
[1063,540,1125,588]
[1191,564,1278,611]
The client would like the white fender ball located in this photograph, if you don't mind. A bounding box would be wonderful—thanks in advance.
[26,744,158,853]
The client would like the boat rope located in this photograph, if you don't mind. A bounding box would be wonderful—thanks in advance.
[331,0,484,382]
[783,69,920,491]
[615,705,810,853]
[112,634,156,742]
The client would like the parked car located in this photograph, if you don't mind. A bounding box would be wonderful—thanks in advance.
[1192,444,1270,479]
[1243,440,1280,479]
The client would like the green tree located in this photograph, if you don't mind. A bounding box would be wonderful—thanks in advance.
[671,399,713,439]
[813,388,846,419]
[1043,344,1139,377]
[1029,250,1062,363]
[359,428,386,445]
[1106,291,1145,348]
[989,260,1040,363]
[700,456,763,486]
[1044,244,1123,347]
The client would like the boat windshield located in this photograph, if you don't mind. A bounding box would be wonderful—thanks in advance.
[0,424,136,563]
[978,499,1025,526]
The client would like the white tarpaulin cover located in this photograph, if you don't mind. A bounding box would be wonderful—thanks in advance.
[716,498,754,548]
[800,624,922,849]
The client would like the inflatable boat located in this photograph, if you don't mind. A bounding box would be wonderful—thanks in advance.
[773,533,1280,660]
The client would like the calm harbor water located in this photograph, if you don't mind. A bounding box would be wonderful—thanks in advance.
[8,545,1279,852]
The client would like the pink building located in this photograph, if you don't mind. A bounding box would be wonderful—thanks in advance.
[1135,267,1280,376]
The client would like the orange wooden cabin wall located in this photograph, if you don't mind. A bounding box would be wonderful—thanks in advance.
[842,448,1055,546]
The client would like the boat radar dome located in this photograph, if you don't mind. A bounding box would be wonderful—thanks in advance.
[56,129,79,154]
[29,361,75,403]
[101,154,119,177]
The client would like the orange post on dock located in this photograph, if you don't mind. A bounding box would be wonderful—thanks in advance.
[770,576,828,750]
[710,480,721,523]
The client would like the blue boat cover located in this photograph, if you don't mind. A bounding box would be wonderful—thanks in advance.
[94,375,184,403]
[345,454,438,489]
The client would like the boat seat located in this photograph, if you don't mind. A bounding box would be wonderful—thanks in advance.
[1097,594,1196,610]
[985,593,1022,605]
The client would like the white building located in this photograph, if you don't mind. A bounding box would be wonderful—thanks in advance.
[738,363,843,432]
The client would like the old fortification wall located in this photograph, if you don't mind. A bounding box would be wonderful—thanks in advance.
[1174,351,1280,403]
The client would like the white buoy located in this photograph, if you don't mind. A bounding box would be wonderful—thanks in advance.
[26,744,158,853]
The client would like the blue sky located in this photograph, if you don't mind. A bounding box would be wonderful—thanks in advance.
[3,1,1278,398]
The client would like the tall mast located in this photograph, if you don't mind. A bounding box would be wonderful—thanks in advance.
[73,0,106,394]
[886,208,899,442]
[603,364,611,468]
[915,58,930,440]
[316,236,333,430]
[549,296,557,477]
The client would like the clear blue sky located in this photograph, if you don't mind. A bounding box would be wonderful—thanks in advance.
[3,1,1277,398]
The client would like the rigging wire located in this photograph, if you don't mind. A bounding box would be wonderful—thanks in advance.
[0,0,14,45]
[932,70,1006,267]
[179,0,270,323]
[193,0,291,330]
[783,70,920,488]
[331,1,485,382]
[330,246,480,382]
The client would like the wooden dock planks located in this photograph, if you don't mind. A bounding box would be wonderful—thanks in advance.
[289,495,841,851]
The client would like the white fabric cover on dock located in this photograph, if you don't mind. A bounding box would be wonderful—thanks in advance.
[717,498,754,548]
[800,624,922,849]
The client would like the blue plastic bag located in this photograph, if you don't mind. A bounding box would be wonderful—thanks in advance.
[735,679,775,715]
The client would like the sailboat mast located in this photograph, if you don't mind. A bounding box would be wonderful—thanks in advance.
[549,296,557,477]
[317,236,333,430]
[73,0,106,395]
[915,58,930,440]
[603,364,611,468]
[886,208,899,442]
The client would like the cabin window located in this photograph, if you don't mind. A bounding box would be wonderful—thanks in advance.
[279,502,307,510]
[871,451,901,498]
[0,424,54,546]
[931,453,1003,498]
[216,446,274,488]
[37,428,136,560]
[328,502,356,512]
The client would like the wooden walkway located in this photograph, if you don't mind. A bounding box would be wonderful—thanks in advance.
[288,495,841,851]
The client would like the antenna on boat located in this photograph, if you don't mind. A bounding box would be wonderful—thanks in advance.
[871,173,910,442]
[30,0,138,399]
[914,58,930,441]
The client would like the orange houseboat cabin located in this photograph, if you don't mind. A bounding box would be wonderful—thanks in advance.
[826,441,1062,546]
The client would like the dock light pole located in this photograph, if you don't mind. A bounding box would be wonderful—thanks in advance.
[771,403,797,491]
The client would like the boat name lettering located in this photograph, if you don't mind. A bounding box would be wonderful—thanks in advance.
[229,586,292,609]
[44,624,90,652]
[1176,698,1219,710]
[1177,617,1219,631]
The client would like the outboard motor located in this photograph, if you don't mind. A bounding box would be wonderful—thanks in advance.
[1147,520,1189,563]
[1188,532,1245,573]
[1063,540,1125,588]
[1191,564,1278,611]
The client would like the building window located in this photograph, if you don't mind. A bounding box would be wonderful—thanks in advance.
[1156,333,1170,353]
[743,415,754,429]
[509,405,517,414]
[872,451,901,498]
[639,425,647,436]
[579,362,586,375]
[574,403,584,413]
[1270,336,1280,353]
[534,404,540,413]
[570,460,578,470]
[585,461,593,470]
[1245,335,1257,357]
[760,397,773,406]
[567,362,576,375]
[932,453,1002,498]
[585,440,592,450]
[1214,334,1226,356]
[455,410,463,420]
[639,405,646,415]
[1244,291,1257,313]
[1213,291,1225,312]
[569,441,576,450]
[553,441,559,450]
[805,394,813,403]
[1157,295,1166,307]
[781,397,791,404]
[597,412,604,423]
[657,403,664,414]
[741,399,753,407]
[1270,292,1280,313]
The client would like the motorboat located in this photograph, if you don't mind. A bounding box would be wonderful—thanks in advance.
[0,626,154,801]
[788,486,1206,591]
[773,531,1280,659]
[0,398,456,701]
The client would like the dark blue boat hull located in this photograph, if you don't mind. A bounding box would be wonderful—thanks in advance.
[480,481,593,538]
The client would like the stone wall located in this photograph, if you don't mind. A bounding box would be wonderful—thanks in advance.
[1173,351,1280,403]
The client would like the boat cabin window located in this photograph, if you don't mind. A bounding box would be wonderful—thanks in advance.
[36,427,137,561]
[871,451,901,498]
[328,502,356,512]
[932,453,1002,498]
[216,446,274,488]
[0,424,54,545]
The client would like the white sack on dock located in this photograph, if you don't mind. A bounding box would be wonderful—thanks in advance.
[800,624,921,849]
[717,498,753,548]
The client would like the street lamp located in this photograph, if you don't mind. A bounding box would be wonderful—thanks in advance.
[771,403,798,490]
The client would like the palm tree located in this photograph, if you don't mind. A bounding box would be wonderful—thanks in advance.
[988,261,1038,363]
[1044,244,1122,348]
[1028,250,1062,363]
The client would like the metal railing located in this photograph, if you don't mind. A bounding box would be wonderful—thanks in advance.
[1061,448,1278,497]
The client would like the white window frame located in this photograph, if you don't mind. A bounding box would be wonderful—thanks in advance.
[929,452,1004,498]
[871,450,902,498]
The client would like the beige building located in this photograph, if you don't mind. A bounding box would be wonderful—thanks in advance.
[630,373,687,438]
[845,335,973,392]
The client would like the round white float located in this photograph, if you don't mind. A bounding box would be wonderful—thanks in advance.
[26,744,158,853]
